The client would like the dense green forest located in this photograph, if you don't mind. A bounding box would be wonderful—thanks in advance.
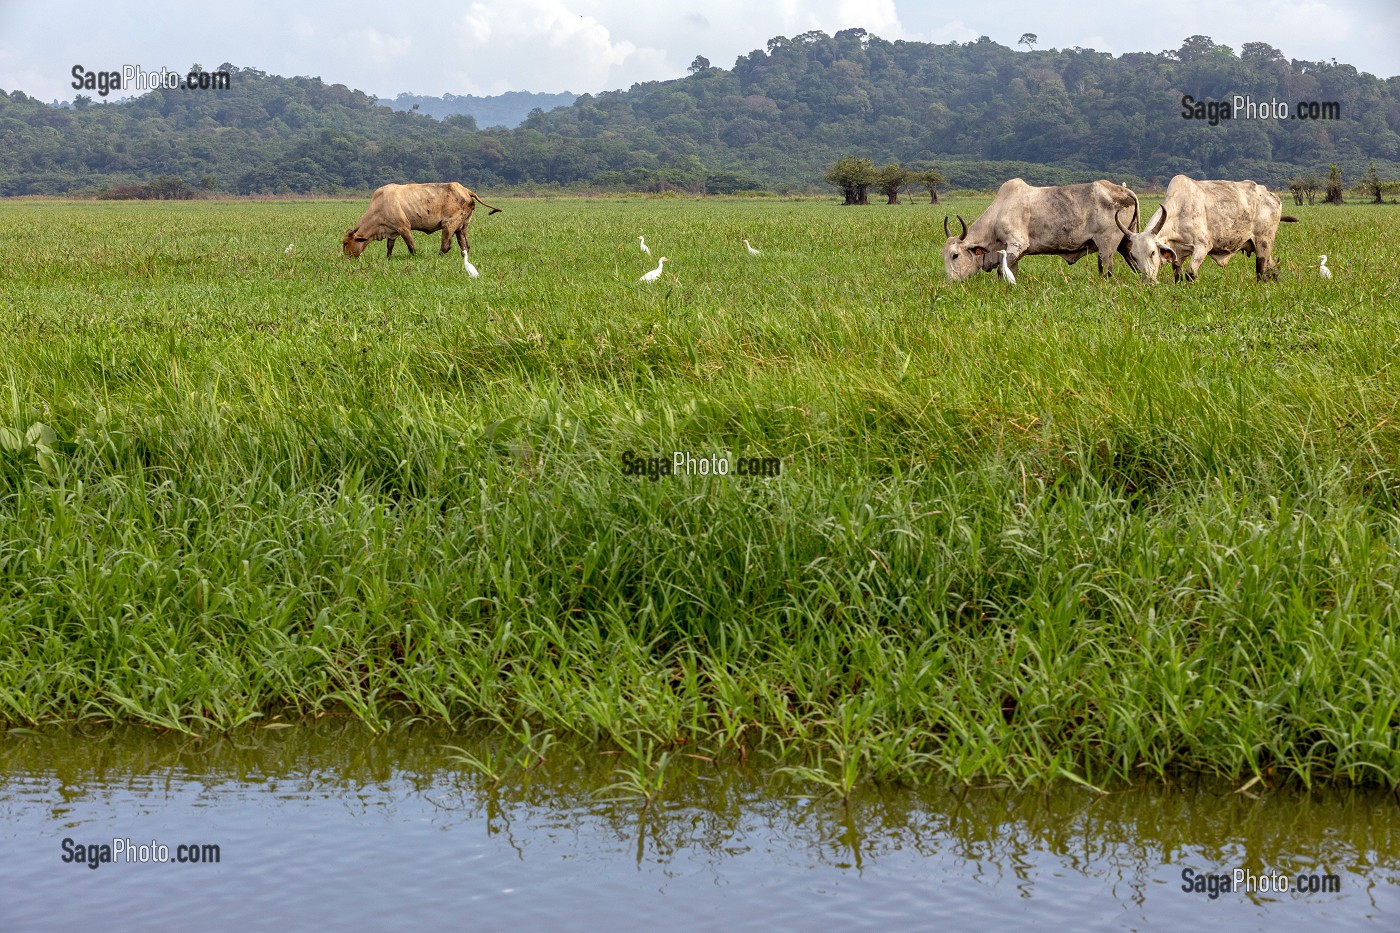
[1,31,1397,196]
[376,91,577,127]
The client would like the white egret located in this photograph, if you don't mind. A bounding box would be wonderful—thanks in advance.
[639,235,651,256]
[640,257,670,282]
[744,239,761,256]
[1319,255,1332,279]
[463,248,480,277]
[1000,249,1017,285]
[284,243,294,255]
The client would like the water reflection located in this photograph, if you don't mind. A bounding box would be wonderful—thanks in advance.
[0,721,1395,930]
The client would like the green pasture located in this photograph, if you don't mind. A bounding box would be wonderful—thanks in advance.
[0,195,1397,791]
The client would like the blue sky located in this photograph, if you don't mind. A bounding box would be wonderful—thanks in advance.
[1,0,1395,103]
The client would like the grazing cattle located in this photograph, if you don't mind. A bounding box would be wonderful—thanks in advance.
[942,179,1140,281]
[1115,175,1299,283]
[342,182,501,258]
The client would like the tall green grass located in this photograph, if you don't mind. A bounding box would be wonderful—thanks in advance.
[0,197,1397,789]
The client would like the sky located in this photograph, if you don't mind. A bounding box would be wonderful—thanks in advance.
[1,0,1396,104]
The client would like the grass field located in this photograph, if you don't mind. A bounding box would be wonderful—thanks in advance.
[0,195,1397,790]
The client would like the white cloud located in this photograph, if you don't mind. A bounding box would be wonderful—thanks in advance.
[290,16,317,43]
[342,29,412,65]
[926,19,978,44]
[836,0,905,38]
[756,0,905,38]
[449,0,672,93]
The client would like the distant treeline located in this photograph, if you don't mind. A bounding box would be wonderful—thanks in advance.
[375,91,577,128]
[1,32,1397,197]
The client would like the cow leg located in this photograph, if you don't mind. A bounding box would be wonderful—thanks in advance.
[455,227,468,253]
[1256,242,1279,281]
[440,229,453,254]
[1003,241,1025,277]
[386,236,395,258]
[1097,236,1117,276]
[387,224,416,256]
[1182,247,1208,282]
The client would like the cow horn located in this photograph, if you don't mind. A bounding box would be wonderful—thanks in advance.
[957,215,968,241]
[1115,209,1132,238]
[1148,206,1167,236]
[943,216,951,238]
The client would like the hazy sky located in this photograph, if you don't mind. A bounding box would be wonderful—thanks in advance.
[2,0,1396,103]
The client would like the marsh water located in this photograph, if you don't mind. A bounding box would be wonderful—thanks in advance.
[1,722,1395,931]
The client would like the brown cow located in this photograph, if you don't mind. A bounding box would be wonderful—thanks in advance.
[342,182,501,258]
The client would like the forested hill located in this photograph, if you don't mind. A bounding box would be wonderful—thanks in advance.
[2,33,1398,197]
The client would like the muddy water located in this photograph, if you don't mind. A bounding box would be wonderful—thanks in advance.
[0,722,1395,931]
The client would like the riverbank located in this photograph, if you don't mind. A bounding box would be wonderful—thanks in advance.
[0,198,1397,789]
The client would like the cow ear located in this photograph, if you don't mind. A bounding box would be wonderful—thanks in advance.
[1160,247,1176,262]
[970,246,987,256]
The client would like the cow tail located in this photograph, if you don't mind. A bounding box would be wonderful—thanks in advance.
[1280,215,1300,223]
[474,195,503,215]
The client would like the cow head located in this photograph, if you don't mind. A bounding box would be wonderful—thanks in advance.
[941,215,999,281]
[1116,207,1174,283]
[342,229,370,258]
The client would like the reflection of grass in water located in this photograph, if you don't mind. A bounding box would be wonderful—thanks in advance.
[596,733,673,810]
[0,199,1398,790]
[779,750,865,804]
[446,720,556,786]
[3,722,1397,886]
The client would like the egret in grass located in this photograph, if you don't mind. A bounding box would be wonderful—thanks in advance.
[640,257,669,282]
[1000,249,1017,285]
[1319,255,1332,279]
[463,248,480,277]
[284,243,294,255]
[743,239,761,256]
[639,235,651,256]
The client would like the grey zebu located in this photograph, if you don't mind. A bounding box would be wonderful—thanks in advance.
[1115,175,1298,283]
[941,179,1140,281]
